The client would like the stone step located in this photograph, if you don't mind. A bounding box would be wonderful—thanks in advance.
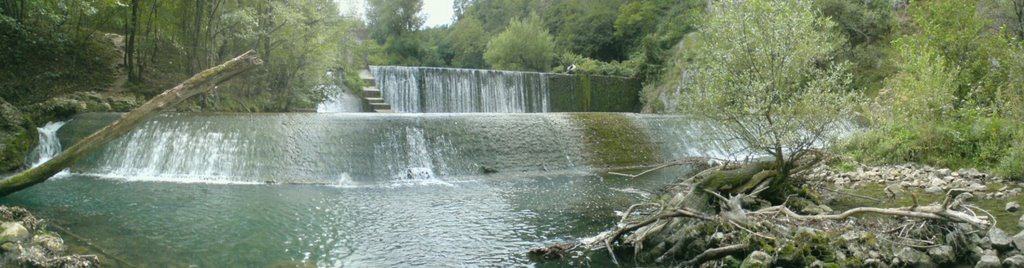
[366,97,385,103]
[363,87,381,98]
[362,78,376,86]
[375,109,393,113]
[370,102,391,110]
[359,70,375,86]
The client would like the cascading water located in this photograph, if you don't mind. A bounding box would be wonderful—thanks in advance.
[371,66,552,113]
[55,112,733,185]
[28,121,66,167]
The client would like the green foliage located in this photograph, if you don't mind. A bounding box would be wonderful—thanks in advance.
[679,0,856,169]
[366,0,424,44]
[839,0,1024,179]
[541,0,626,61]
[814,0,897,94]
[447,15,488,68]
[2,0,368,112]
[483,14,556,72]
[553,53,636,77]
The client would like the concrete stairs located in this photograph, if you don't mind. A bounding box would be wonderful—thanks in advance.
[360,70,392,113]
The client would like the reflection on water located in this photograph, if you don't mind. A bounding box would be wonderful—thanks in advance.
[4,166,694,267]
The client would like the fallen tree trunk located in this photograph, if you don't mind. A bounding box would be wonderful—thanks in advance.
[0,50,262,197]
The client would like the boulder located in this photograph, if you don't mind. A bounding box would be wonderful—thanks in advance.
[740,250,773,268]
[896,247,935,268]
[1005,255,1024,268]
[0,222,29,244]
[1014,231,1024,252]
[990,228,1013,251]
[975,253,1000,268]
[1009,202,1021,213]
[0,98,37,172]
[927,245,955,264]
[1020,214,1024,230]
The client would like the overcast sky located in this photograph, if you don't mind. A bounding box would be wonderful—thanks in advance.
[335,0,456,28]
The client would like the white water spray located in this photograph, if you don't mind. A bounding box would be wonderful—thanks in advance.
[30,121,66,167]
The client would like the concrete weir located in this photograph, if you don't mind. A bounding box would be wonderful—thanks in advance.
[369,66,642,113]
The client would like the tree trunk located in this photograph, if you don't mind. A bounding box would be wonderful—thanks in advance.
[0,50,262,197]
[126,0,140,82]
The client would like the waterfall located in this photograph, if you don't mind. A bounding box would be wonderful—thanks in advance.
[370,66,551,113]
[29,121,66,167]
[58,113,733,185]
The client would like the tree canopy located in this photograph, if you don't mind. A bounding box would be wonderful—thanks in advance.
[679,0,856,179]
[483,15,555,72]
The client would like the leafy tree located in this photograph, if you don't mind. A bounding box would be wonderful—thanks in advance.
[448,15,488,68]
[483,14,555,72]
[365,0,424,44]
[679,0,855,192]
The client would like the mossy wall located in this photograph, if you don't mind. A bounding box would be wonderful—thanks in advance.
[547,74,642,112]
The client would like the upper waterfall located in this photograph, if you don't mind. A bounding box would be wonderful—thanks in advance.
[370,66,642,113]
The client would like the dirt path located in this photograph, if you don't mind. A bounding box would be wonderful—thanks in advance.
[102,33,129,94]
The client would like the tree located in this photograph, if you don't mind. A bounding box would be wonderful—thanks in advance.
[365,0,424,43]
[679,0,855,196]
[448,15,487,68]
[483,14,555,72]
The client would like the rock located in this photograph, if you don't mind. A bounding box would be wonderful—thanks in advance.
[896,247,935,268]
[1014,231,1024,252]
[976,253,1001,268]
[990,228,1013,250]
[0,98,37,172]
[1005,255,1024,268]
[1020,215,1024,229]
[0,222,29,244]
[33,233,65,254]
[741,250,773,268]
[927,245,955,264]
[925,185,944,194]
[1008,202,1021,212]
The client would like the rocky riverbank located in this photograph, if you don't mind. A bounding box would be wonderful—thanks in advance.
[548,159,1024,268]
[0,206,98,267]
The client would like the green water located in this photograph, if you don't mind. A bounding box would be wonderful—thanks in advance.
[5,167,692,267]
[2,112,728,266]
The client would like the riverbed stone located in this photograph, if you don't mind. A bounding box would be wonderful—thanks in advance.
[896,247,935,268]
[928,245,955,264]
[32,233,64,254]
[740,250,773,268]
[0,222,29,244]
[990,228,1013,251]
[1013,231,1024,252]
[1008,202,1021,212]
[975,252,1001,268]
[1005,255,1024,268]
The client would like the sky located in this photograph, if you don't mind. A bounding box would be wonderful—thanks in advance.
[335,0,457,28]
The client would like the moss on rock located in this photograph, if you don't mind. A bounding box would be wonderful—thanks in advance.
[568,113,658,168]
[0,98,37,172]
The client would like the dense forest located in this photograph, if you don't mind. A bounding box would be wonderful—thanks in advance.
[1,0,367,113]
